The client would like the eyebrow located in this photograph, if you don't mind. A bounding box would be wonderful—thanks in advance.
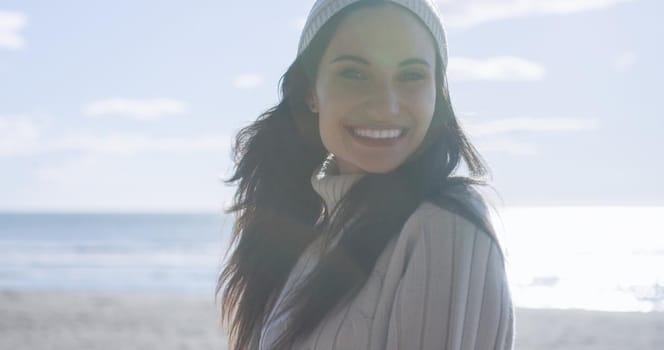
[330,55,431,68]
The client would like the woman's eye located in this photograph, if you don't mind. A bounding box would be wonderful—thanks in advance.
[339,69,366,80]
[400,71,425,81]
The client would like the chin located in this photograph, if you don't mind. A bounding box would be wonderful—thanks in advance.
[336,151,410,175]
[355,159,403,174]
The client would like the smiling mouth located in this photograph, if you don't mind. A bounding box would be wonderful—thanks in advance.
[347,127,407,140]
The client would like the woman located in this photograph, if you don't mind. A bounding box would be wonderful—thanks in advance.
[218,0,515,349]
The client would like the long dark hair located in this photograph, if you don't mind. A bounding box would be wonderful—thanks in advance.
[217,2,499,349]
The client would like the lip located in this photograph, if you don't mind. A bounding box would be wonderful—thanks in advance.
[344,125,409,148]
[344,123,408,130]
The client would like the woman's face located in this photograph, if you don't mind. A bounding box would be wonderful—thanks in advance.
[310,4,437,174]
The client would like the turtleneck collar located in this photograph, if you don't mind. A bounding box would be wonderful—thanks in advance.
[310,154,364,213]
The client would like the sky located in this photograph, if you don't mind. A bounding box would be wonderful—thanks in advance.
[0,0,661,212]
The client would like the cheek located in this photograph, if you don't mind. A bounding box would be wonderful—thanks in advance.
[317,109,346,154]
[319,116,338,138]
[317,83,356,110]
[316,83,355,135]
[410,87,436,132]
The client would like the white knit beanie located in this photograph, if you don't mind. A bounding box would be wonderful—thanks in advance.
[297,0,448,72]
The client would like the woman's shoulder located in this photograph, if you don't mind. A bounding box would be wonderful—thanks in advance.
[409,183,492,237]
[396,187,506,264]
[406,201,489,240]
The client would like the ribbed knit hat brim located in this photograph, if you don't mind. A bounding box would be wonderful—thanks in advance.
[297,0,448,71]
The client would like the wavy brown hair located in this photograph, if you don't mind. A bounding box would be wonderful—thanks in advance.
[217,1,499,349]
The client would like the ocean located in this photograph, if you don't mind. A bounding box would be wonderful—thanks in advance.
[1,207,662,312]
[0,213,231,295]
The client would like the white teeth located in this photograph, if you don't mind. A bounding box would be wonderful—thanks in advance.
[352,128,403,139]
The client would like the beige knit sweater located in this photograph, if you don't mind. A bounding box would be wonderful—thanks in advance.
[252,161,515,349]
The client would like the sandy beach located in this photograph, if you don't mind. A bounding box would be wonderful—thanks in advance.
[1,290,662,350]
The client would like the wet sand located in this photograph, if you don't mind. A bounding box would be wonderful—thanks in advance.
[1,290,662,349]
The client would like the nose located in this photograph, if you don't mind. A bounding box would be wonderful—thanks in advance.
[366,81,400,120]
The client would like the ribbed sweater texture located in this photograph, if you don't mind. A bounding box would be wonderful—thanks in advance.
[253,160,515,349]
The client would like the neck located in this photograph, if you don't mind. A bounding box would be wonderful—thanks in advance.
[311,154,365,213]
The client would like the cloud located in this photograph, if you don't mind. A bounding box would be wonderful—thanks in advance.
[613,51,637,72]
[465,117,600,136]
[475,138,538,156]
[0,115,230,157]
[0,119,232,211]
[464,116,599,155]
[0,116,41,156]
[438,0,636,29]
[448,56,546,81]
[0,10,27,50]
[31,153,231,212]
[52,133,231,156]
[233,74,263,89]
[82,98,187,120]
